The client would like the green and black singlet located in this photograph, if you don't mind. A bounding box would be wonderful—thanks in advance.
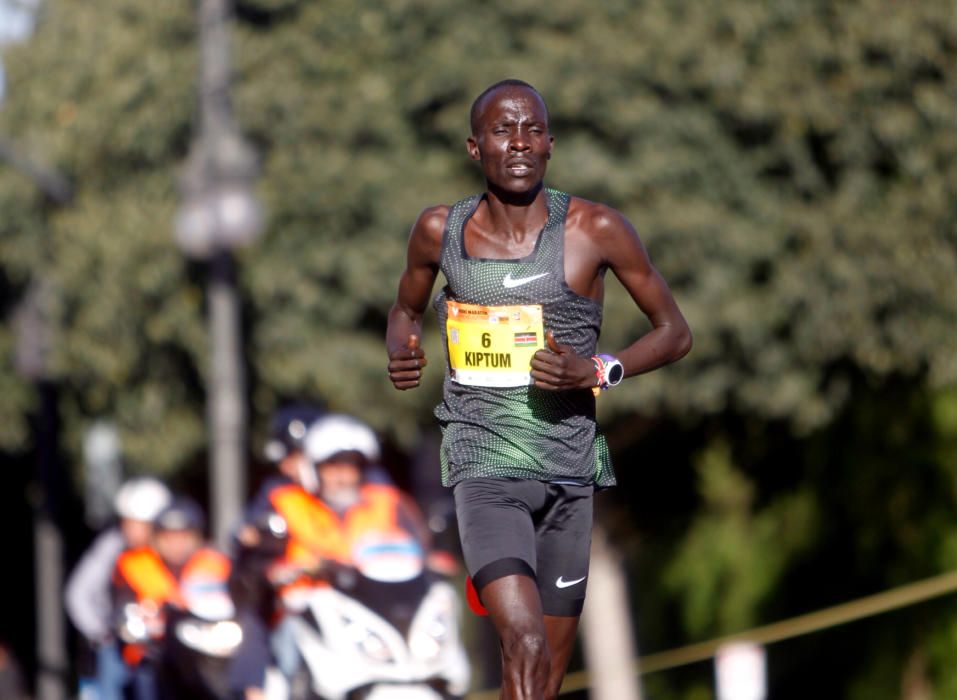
[433,188,615,488]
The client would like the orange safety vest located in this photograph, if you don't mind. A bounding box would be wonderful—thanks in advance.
[113,546,231,663]
[269,483,407,571]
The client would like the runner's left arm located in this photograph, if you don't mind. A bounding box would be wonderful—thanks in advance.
[599,207,692,378]
[530,204,691,390]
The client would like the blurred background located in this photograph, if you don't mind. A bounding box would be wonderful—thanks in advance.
[1,0,956,698]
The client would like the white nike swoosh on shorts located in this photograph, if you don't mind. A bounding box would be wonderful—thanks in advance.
[555,575,587,589]
[502,272,550,288]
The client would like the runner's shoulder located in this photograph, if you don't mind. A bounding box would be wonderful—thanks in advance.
[412,204,451,241]
[566,195,637,245]
[407,204,450,262]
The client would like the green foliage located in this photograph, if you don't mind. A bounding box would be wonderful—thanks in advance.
[1,1,957,696]
[0,1,200,472]
[663,440,817,637]
[1,0,954,458]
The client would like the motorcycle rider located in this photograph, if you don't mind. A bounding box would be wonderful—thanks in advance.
[293,413,434,572]
[228,404,326,700]
[112,496,231,700]
[228,410,440,698]
[279,414,471,700]
[65,477,172,700]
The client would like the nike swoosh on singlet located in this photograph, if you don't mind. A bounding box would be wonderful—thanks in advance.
[555,575,587,589]
[502,272,550,288]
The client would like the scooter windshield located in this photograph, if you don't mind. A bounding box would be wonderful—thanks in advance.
[351,532,425,583]
[181,577,235,621]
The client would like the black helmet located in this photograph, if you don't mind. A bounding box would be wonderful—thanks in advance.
[154,497,206,532]
[263,403,326,463]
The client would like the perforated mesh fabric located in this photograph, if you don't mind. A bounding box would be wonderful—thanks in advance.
[433,189,615,488]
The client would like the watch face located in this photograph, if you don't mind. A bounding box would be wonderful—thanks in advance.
[607,362,624,385]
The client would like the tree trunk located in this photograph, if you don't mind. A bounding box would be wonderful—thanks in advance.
[581,522,643,700]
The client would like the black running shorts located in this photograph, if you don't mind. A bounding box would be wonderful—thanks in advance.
[453,477,594,617]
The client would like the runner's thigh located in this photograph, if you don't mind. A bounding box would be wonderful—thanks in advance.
[453,478,546,587]
[535,483,594,616]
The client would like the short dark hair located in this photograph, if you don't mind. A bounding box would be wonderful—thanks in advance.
[469,79,549,134]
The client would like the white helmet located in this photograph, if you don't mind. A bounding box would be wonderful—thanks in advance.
[304,414,380,465]
[114,477,172,522]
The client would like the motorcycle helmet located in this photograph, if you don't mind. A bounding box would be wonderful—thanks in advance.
[263,403,326,463]
[304,414,380,466]
[154,497,206,532]
[114,477,172,523]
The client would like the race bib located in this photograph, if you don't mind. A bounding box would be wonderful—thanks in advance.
[446,299,544,387]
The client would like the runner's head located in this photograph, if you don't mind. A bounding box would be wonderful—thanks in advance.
[467,79,553,195]
[470,79,549,135]
[304,414,380,510]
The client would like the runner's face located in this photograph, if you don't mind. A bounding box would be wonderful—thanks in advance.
[468,87,553,194]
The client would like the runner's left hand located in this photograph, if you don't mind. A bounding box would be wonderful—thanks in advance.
[530,330,597,391]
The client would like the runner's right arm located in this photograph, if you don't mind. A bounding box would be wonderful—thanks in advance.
[387,206,447,390]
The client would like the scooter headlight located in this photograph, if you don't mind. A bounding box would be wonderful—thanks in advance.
[119,603,151,643]
[410,611,453,662]
[175,620,244,658]
[124,616,147,642]
[344,618,394,663]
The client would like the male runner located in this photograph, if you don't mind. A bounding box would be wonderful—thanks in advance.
[386,79,692,699]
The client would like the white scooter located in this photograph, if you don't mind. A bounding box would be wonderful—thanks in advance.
[268,531,470,700]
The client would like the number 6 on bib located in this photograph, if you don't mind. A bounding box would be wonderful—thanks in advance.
[445,299,545,387]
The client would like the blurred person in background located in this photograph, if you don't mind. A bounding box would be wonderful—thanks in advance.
[387,78,692,699]
[228,411,444,699]
[259,404,327,495]
[299,413,436,569]
[112,497,231,700]
[227,404,324,699]
[65,476,172,700]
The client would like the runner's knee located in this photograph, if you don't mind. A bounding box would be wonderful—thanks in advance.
[501,629,549,668]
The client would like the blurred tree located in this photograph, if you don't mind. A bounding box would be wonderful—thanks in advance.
[1,0,953,463]
[1,1,956,697]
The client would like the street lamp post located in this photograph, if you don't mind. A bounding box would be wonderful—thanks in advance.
[175,0,262,547]
[14,279,67,700]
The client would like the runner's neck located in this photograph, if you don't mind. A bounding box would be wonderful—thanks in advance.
[481,186,549,241]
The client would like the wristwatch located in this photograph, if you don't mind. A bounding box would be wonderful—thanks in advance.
[592,354,624,390]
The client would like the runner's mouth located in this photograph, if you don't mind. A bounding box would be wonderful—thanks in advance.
[506,161,533,176]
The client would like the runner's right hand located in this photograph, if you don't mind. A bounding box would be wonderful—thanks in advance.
[388,334,428,390]
[531,330,596,391]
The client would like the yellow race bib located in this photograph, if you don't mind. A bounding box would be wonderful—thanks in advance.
[446,300,544,387]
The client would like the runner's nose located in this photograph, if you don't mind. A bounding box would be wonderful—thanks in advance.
[509,134,530,152]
